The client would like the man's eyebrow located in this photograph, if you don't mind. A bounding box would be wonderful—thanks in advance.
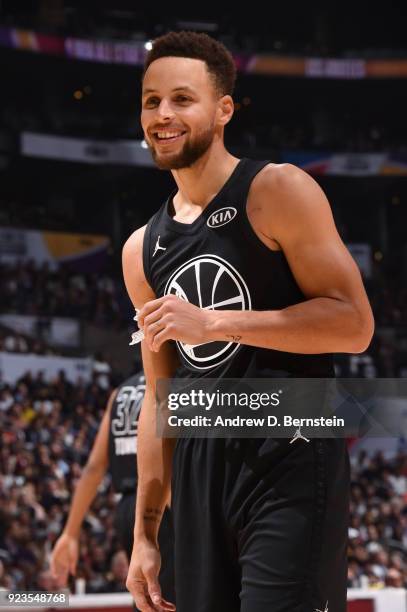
[142,86,195,96]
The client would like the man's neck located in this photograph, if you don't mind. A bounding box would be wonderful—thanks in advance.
[171,146,240,210]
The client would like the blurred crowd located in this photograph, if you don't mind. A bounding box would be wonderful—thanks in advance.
[2,103,406,155]
[0,370,130,593]
[348,449,407,589]
[232,117,406,155]
[0,260,129,331]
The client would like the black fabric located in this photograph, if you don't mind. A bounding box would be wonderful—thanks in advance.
[108,372,145,493]
[141,158,348,611]
[115,493,176,608]
[172,437,349,612]
[142,157,334,379]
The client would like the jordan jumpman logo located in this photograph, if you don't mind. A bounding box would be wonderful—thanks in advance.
[153,235,167,257]
[289,427,310,444]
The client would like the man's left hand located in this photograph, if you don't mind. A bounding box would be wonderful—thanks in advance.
[137,295,214,352]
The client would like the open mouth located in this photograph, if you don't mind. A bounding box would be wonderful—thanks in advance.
[152,130,187,144]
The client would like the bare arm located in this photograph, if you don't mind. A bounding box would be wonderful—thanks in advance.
[208,164,374,353]
[50,390,115,584]
[123,226,177,611]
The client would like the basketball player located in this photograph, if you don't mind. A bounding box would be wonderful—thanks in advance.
[50,372,174,609]
[122,31,374,612]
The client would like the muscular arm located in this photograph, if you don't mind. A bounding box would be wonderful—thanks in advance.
[208,164,375,354]
[122,227,178,546]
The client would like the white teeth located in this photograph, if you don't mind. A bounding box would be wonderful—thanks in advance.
[156,131,183,140]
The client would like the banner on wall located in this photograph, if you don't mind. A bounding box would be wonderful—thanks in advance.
[0,352,93,384]
[282,151,407,176]
[2,26,407,78]
[0,226,110,271]
[0,314,80,348]
[21,133,407,175]
[21,132,155,166]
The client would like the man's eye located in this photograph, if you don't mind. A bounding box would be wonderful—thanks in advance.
[145,98,159,107]
[175,96,191,103]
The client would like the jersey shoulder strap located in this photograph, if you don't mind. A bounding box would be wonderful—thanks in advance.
[226,158,270,208]
[142,207,164,290]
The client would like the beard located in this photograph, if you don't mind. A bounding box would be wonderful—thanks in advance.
[148,125,215,170]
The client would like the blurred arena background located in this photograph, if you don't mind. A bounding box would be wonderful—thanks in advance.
[0,2,406,611]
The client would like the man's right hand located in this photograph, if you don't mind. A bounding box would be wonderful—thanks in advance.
[126,539,175,612]
[50,532,79,587]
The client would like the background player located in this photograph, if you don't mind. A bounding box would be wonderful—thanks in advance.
[50,372,175,608]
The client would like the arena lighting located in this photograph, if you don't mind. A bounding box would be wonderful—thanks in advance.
[144,41,153,51]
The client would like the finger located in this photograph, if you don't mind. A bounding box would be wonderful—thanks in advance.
[50,559,66,580]
[126,579,156,612]
[49,557,57,578]
[138,297,169,327]
[138,295,179,327]
[129,584,156,612]
[69,559,77,576]
[56,573,68,589]
[53,567,68,587]
[151,328,173,352]
[146,577,162,608]
[145,320,166,350]
[158,599,176,611]
[143,307,165,328]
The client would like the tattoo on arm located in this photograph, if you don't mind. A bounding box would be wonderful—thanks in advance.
[226,334,242,342]
[143,507,162,523]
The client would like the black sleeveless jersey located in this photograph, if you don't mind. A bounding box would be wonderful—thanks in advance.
[108,372,145,493]
[142,158,333,379]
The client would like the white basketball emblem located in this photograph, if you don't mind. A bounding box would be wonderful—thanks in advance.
[164,254,251,370]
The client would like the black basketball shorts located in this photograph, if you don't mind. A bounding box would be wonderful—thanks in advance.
[171,437,350,612]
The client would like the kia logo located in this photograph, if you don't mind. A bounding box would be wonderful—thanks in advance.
[207,206,237,228]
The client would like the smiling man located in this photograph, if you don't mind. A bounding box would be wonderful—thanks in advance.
[122,31,374,612]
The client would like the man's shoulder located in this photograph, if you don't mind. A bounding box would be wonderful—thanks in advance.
[252,161,314,196]
[122,225,147,260]
[122,225,154,301]
[248,161,330,239]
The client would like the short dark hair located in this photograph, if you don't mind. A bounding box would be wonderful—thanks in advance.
[143,31,237,96]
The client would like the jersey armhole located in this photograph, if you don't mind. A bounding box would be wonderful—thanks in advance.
[241,160,286,257]
[142,216,155,290]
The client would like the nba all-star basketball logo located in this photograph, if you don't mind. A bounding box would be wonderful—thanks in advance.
[164,254,251,370]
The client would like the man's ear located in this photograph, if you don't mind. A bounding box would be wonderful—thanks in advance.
[217,95,234,126]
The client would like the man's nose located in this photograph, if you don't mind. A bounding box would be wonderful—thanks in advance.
[156,98,174,119]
